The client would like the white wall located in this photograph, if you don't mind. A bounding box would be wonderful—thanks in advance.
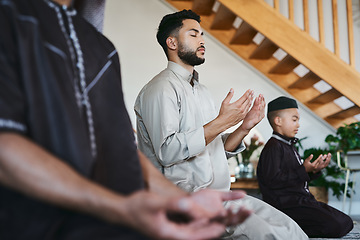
[103,0,359,215]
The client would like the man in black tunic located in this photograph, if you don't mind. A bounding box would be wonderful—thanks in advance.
[257,96,353,238]
[0,0,250,239]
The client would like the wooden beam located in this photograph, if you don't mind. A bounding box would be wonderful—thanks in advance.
[327,106,360,119]
[192,0,215,15]
[218,0,360,108]
[327,116,359,128]
[250,38,278,59]
[269,55,300,74]
[288,72,321,89]
[230,22,257,45]
[210,4,236,30]
[308,88,342,104]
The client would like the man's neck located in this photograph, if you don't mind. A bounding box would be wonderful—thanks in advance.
[179,62,194,74]
[52,0,72,7]
[168,56,194,74]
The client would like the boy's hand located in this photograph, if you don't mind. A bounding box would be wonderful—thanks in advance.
[303,153,331,173]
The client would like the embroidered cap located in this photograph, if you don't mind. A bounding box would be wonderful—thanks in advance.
[268,96,298,113]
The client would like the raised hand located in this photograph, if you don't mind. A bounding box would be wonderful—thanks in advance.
[240,94,265,132]
[218,89,254,129]
[303,153,331,173]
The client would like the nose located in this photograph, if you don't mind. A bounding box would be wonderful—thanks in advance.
[199,35,205,46]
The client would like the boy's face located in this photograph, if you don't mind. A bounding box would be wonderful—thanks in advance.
[276,108,300,138]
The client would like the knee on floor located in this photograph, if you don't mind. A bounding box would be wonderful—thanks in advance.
[322,216,353,238]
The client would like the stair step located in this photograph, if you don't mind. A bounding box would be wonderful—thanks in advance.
[288,72,321,89]
[192,0,215,15]
[210,4,236,30]
[250,38,278,59]
[327,106,360,119]
[269,55,300,74]
[308,89,342,104]
[230,22,257,45]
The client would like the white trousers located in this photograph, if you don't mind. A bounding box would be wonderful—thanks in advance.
[222,195,309,240]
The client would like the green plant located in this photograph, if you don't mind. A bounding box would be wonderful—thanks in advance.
[300,122,360,199]
[325,121,360,153]
[302,147,350,199]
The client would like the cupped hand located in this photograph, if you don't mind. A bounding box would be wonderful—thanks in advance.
[240,94,265,132]
[218,89,254,129]
[303,153,331,173]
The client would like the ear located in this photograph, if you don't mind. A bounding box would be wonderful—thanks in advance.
[274,116,282,127]
[166,37,177,50]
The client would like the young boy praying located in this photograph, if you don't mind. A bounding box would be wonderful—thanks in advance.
[257,96,353,238]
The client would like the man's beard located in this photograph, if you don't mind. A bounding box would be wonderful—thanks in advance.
[178,43,205,66]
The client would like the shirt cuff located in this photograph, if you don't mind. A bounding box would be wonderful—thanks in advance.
[186,127,206,157]
[222,133,246,158]
[0,118,27,132]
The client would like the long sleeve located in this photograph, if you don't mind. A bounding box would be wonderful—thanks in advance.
[135,73,206,168]
[258,140,310,189]
[0,9,27,134]
[222,133,246,159]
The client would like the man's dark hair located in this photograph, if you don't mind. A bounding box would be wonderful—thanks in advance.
[156,9,201,57]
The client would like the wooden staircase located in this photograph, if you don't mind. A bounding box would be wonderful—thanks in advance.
[165,0,360,128]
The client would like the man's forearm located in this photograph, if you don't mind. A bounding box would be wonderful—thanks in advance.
[0,133,132,225]
[224,125,249,152]
[203,116,229,145]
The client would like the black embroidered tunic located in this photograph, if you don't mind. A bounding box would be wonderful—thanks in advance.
[0,0,146,238]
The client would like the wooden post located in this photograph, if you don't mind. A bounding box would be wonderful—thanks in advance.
[318,0,325,45]
[274,0,279,11]
[288,0,294,23]
[332,0,339,57]
[303,0,309,33]
[346,0,355,67]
